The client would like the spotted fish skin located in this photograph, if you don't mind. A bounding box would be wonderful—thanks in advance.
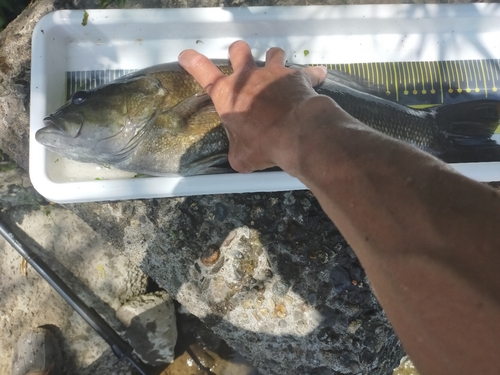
[36,61,500,176]
[315,69,500,162]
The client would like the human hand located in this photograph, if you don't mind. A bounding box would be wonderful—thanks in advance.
[178,40,327,173]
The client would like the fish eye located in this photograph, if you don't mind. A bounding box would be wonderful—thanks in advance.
[72,91,90,105]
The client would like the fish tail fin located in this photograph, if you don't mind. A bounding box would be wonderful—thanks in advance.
[433,99,500,162]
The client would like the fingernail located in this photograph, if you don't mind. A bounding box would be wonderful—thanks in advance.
[178,49,194,63]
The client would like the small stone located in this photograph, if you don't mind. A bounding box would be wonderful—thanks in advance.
[242,300,254,309]
[214,202,228,221]
[274,303,287,319]
[272,279,291,297]
[330,266,352,293]
[200,245,220,267]
[393,356,421,375]
[348,320,362,334]
[221,230,237,247]
[116,291,177,365]
[307,293,317,306]
[241,226,250,238]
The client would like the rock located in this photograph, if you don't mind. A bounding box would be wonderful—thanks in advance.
[392,356,421,375]
[0,164,45,209]
[172,308,259,375]
[72,191,404,374]
[0,0,56,170]
[0,175,149,373]
[116,291,177,365]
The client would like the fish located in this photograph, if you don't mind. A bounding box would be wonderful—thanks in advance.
[36,60,500,176]
[37,62,233,176]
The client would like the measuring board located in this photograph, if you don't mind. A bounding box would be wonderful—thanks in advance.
[66,69,135,100]
[67,58,500,106]
[326,59,500,107]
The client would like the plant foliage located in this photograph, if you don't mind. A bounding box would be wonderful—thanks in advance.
[100,0,126,8]
[0,0,30,30]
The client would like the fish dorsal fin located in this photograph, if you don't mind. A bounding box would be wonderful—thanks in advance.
[287,63,367,92]
[321,69,367,92]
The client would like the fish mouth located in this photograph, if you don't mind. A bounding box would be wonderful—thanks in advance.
[41,117,61,133]
[40,115,82,138]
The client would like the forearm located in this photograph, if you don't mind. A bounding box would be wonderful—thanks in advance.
[179,43,500,374]
[287,95,500,375]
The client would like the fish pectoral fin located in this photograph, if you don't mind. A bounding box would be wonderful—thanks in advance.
[161,93,219,134]
[179,153,232,176]
[167,93,214,120]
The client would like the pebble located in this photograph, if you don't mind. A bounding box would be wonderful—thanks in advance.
[200,245,220,267]
[272,279,291,297]
[274,303,287,319]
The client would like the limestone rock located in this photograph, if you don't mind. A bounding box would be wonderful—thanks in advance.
[116,291,177,365]
[72,191,404,374]
[0,164,44,209]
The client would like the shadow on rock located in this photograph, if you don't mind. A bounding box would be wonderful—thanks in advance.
[72,191,403,375]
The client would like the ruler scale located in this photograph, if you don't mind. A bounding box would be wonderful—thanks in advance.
[66,69,135,100]
[66,58,500,110]
[67,59,500,105]
[326,58,500,106]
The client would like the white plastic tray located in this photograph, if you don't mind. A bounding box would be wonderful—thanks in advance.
[30,4,500,203]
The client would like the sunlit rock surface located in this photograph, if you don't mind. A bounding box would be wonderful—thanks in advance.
[71,191,403,374]
[116,291,177,365]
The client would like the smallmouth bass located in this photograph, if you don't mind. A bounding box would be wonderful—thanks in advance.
[36,61,500,176]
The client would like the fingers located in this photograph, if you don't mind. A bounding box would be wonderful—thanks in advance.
[265,47,286,67]
[303,65,328,87]
[228,41,257,71]
[265,47,325,87]
[178,49,224,93]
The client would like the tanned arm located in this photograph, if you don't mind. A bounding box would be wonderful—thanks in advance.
[179,41,500,375]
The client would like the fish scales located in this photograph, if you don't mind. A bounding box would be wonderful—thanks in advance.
[36,61,500,176]
[320,84,442,153]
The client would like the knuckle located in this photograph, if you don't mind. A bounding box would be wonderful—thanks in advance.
[269,47,285,55]
[190,54,209,70]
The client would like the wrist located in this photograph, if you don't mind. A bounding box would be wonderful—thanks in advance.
[274,94,349,176]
